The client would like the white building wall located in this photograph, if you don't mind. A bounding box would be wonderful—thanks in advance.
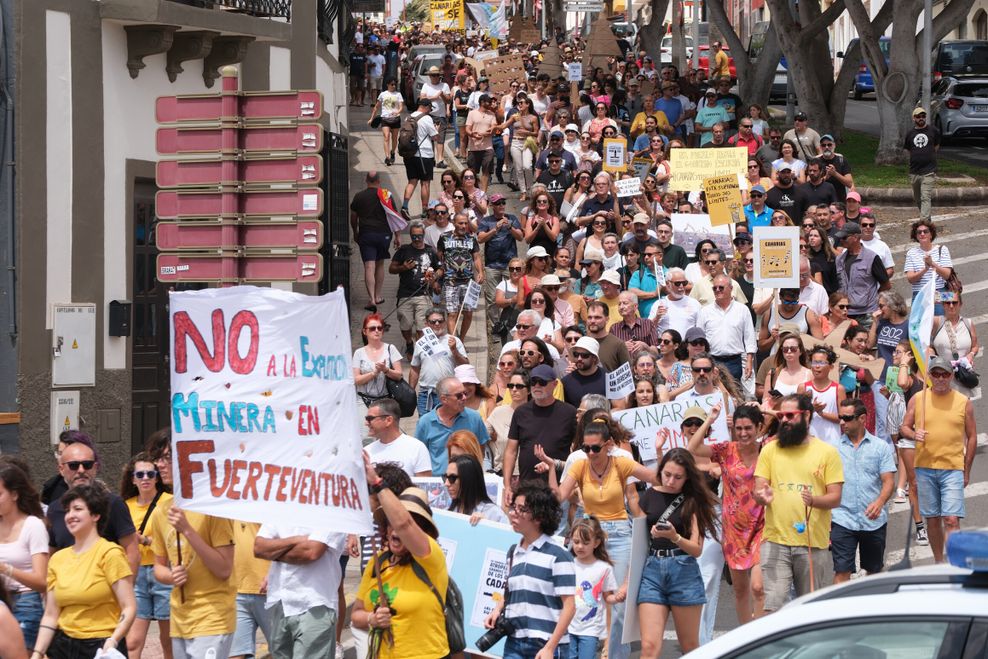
[46,10,73,330]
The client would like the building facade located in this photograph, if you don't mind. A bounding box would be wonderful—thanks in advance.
[3,0,355,480]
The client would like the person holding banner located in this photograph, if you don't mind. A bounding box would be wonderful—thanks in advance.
[445,454,508,524]
[355,461,450,659]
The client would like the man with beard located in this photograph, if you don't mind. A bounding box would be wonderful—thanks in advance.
[818,134,854,202]
[585,301,632,372]
[754,394,844,613]
[649,267,701,336]
[561,337,608,407]
[675,353,724,403]
[799,160,837,208]
[765,164,809,222]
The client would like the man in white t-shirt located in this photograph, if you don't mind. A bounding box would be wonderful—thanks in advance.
[650,267,701,337]
[367,46,386,99]
[254,526,347,658]
[401,97,439,219]
[364,399,432,477]
[419,66,452,167]
[797,256,830,316]
[859,212,895,278]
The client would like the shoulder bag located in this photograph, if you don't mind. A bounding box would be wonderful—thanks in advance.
[384,346,417,418]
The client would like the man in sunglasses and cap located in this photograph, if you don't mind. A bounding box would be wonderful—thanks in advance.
[903,107,940,221]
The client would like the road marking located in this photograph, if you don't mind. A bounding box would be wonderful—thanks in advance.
[891,227,988,254]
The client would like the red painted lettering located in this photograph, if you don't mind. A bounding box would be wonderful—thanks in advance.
[267,354,277,376]
[207,458,232,497]
[276,467,290,502]
[262,463,282,499]
[173,310,225,373]
[227,310,260,374]
[227,459,247,500]
[243,461,263,500]
[176,440,214,499]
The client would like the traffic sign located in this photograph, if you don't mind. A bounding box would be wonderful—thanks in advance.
[156,154,323,188]
[156,188,323,219]
[156,90,323,124]
[156,124,323,155]
[240,253,323,283]
[156,220,324,251]
[157,253,240,283]
[156,252,322,284]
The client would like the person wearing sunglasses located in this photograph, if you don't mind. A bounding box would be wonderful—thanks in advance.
[120,452,172,658]
[743,184,773,229]
[486,370,531,476]
[834,222,891,330]
[560,337,608,408]
[535,418,660,659]
[390,220,442,358]
[46,440,140,572]
[445,454,507,525]
[757,287,823,355]
[930,290,980,399]
[415,376,490,478]
[409,310,469,417]
[364,398,431,478]
[753,394,843,613]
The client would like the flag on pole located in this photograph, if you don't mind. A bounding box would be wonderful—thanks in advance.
[908,275,936,376]
[490,0,508,38]
[378,187,407,233]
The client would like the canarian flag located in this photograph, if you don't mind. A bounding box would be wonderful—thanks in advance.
[908,275,936,376]
[378,187,407,233]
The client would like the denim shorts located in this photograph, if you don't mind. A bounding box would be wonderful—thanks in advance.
[637,554,706,607]
[916,468,966,518]
[135,564,171,620]
[12,590,43,649]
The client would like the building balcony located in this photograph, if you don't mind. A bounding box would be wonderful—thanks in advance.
[99,0,293,41]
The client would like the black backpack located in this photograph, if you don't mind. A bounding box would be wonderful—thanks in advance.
[396,113,423,159]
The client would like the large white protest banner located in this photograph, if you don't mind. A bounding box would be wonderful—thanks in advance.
[169,286,373,534]
[612,393,732,462]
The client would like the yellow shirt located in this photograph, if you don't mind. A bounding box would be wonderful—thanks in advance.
[233,521,270,595]
[126,492,173,566]
[601,295,622,330]
[916,389,968,471]
[754,437,844,549]
[630,111,672,138]
[712,50,730,79]
[356,536,449,659]
[567,456,636,520]
[48,538,132,639]
[151,503,236,638]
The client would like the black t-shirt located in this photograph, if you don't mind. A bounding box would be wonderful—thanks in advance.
[808,248,840,295]
[561,368,607,407]
[735,275,755,324]
[875,317,908,380]
[537,169,572,210]
[349,53,368,77]
[454,89,471,118]
[350,187,392,235]
[622,235,660,256]
[392,244,440,298]
[765,184,808,223]
[800,180,837,207]
[660,243,689,270]
[819,153,852,202]
[640,488,688,551]
[437,234,480,283]
[48,489,137,550]
[508,400,578,481]
[903,126,940,175]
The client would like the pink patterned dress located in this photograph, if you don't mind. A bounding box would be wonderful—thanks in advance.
[710,441,765,570]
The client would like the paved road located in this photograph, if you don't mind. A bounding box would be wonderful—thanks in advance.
[844,97,988,168]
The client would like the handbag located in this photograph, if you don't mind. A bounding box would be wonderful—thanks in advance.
[370,115,382,129]
[955,362,980,389]
[492,305,520,341]
[940,247,963,293]
[385,348,417,417]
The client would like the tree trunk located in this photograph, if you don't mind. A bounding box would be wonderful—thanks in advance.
[638,0,671,63]
[705,0,782,111]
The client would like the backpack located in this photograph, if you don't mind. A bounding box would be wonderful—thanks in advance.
[397,113,423,159]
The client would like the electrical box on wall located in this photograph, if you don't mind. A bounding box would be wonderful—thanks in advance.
[52,304,96,388]
[50,391,80,445]
[109,300,132,337]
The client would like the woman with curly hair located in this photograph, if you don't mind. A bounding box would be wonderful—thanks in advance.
[637,448,719,659]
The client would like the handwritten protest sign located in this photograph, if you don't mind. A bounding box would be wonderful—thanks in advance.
[416,326,449,357]
[703,174,744,227]
[615,177,642,198]
[567,62,583,82]
[463,279,483,310]
[602,138,626,173]
[431,0,464,29]
[668,146,748,192]
[669,213,733,258]
[632,156,653,182]
[606,362,635,399]
[753,226,799,288]
[612,393,732,462]
[169,286,373,534]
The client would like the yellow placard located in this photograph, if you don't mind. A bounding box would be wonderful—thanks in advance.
[703,174,744,227]
[602,138,627,173]
[668,146,748,192]
[431,0,465,30]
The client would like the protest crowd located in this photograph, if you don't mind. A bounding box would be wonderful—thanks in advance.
[0,14,978,659]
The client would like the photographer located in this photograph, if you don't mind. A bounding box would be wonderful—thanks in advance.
[483,482,575,659]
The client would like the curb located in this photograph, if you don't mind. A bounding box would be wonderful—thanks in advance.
[858,185,988,205]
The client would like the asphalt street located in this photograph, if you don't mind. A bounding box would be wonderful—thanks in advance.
[844,97,988,168]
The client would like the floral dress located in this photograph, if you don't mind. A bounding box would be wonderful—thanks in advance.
[710,441,764,570]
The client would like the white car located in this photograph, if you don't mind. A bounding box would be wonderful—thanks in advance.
[685,530,988,658]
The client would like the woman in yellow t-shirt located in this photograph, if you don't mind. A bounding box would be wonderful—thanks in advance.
[33,484,135,659]
[536,416,660,659]
[353,457,450,659]
[120,453,173,658]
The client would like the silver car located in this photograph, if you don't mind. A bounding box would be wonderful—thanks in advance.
[931,76,988,140]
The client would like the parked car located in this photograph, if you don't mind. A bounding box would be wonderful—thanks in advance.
[933,40,988,81]
[684,529,988,658]
[659,34,695,64]
[837,36,890,99]
[931,76,988,140]
[410,53,446,106]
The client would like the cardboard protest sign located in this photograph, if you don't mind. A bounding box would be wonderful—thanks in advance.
[485,53,527,94]
[668,146,748,192]
[669,213,733,258]
[703,174,744,227]
[416,326,450,357]
[602,138,627,173]
[612,393,732,462]
[753,226,800,288]
[606,362,635,399]
[615,177,642,198]
[169,286,373,534]
[632,156,653,182]
[414,476,502,512]
[431,0,465,30]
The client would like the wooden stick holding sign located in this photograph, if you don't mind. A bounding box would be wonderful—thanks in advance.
[454,279,483,336]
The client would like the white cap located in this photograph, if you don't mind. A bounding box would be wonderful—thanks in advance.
[565,123,580,133]
[540,274,562,286]
[599,269,621,286]
[526,245,549,259]
[573,336,600,357]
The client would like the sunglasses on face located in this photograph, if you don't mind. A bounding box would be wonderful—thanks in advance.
[669,280,687,287]
[436,210,449,215]
[750,193,763,198]
[442,473,459,483]
[506,383,528,390]
[943,300,960,306]
[509,266,524,272]
[366,326,384,332]
[134,470,158,480]
[659,338,676,345]
[931,370,952,379]
[777,411,803,421]
[705,260,720,267]
[838,414,859,422]
[530,378,552,386]
[63,460,96,472]
[427,318,445,325]
[410,234,425,240]
[781,345,801,353]
[860,222,875,228]
[453,194,465,200]
[581,443,605,454]
[682,419,703,427]
[571,351,593,360]
[691,366,713,373]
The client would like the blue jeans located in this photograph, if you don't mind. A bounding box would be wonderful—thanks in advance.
[504,636,569,659]
[569,634,601,659]
[417,387,439,417]
[713,354,743,382]
[230,593,273,657]
[600,519,631,659]
[12,590,43,649]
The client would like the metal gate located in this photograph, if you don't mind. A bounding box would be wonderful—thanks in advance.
[320,130,351,306]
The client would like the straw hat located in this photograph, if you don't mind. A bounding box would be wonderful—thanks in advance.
[397,487,438,538]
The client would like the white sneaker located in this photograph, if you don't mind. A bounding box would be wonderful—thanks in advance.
[916,527,929,546]
[895,488,907,503]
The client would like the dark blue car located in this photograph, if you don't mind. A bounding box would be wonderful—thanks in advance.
[843,37,891,99]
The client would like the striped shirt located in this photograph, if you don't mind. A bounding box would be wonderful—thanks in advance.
[609,317,659,346]
[504,535,576,643]
[904,245,952,294]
